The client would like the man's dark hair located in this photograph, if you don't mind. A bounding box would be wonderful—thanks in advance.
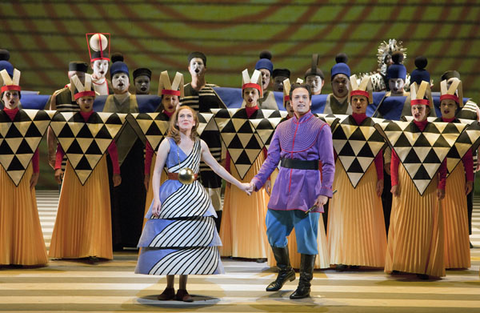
[289,83,312,100]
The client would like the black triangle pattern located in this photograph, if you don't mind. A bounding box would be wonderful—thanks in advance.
[330,115,386,188]
[445,121,480,175]
[50,112,126,185]
[211,108,283,180]
[0,109,54,186]
[375,120,468,195]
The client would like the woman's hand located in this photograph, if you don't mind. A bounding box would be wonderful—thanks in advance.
[144,174,150,190]
[54,169,63,184]
[376,179,384,197]
[239,182,252,195]
[152,199,162,217]
[465,181,473,195]
[113,174,122,187]
[437,188,445,200]
[30,172,39,189]
[391,185,400,197]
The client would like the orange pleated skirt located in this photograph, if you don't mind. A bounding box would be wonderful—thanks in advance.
[266,169,330,269]
[385,165,445,277]
[328,160,387,268]
[49,156,113,260]
[143,155,167,225]
[219,155,269,259]
[0,164,48,266]
[443,163,470,269]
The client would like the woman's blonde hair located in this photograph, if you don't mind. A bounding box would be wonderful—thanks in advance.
[167,105,199,144]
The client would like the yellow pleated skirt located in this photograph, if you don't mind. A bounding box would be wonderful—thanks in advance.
[143,155,167,222]
[219,155,269,259]
[49,156,113,260]
[328,160,387,268]
[385,165,445,277]
[0,164,48,266]
[266,169,330,269]
[443,163,470,269]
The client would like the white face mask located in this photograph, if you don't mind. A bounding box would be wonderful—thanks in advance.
[92,60,109,79]
[188,58,206,77]
[112,73,130,93]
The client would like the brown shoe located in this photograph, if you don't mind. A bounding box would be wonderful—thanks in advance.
[176,289,194,302]
[157,287,175,301]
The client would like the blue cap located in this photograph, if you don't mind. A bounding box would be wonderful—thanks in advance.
[255,51,273,73]
[0,61,13,77]
[331,53,350,79]
[387,52,406,80]
[410,56,430,85]
[110,53,129,77]
[0,49,13,76]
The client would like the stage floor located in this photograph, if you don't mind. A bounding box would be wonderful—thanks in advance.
[0,190,479,312]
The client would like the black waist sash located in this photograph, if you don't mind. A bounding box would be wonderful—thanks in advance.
[280,158,319,170]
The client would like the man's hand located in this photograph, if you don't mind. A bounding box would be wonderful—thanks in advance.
[314,195,328,207]
[265,180,271,196]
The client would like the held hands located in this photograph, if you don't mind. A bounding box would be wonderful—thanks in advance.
[239,182,252,195]
[376,179,384,197]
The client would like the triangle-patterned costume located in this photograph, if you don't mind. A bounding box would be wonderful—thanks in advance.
[0,108,52,266]
[135,138,224,275]
[181,83,226,213]
[376,119,467,277]
[49,111,126,259]
[435,117,480,269]
[213,106,277,259]
[326,113,387,268]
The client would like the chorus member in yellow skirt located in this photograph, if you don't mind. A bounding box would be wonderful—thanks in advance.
[0,67,48,266]
[143,71,183,219]
[49,74,122,261]
[384,81,448,279]
[328,75,387,271]
[217,69,270,259]
[436,77,473,269]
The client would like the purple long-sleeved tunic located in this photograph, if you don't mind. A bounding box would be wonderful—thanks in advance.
[252,111,335,213]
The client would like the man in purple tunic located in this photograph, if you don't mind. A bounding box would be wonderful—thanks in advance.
[250,84,335,299]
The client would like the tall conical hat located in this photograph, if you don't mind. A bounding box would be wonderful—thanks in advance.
[241,69,262,98]
[157,71,184,98]
[349,74,373,103]
[440,77,463,108]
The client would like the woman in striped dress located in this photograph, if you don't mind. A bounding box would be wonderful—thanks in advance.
[135,106,251,302]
